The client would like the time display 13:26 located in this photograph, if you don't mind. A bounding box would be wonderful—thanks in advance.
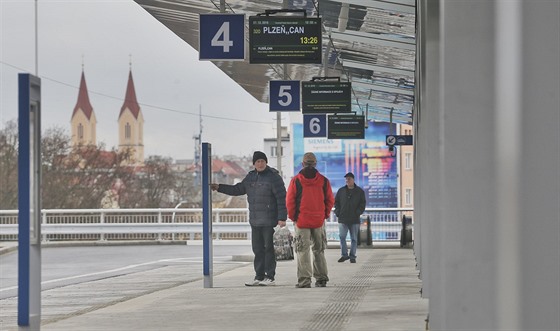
[249,16,322,64]
[300,36,319,44]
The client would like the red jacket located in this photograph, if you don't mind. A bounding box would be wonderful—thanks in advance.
[286,170,335,229]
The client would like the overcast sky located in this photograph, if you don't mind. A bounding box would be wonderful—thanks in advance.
[0,0,281,160]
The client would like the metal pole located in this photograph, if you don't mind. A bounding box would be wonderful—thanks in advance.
[277,65,288,177]
[202,143,213,288]
[323,28,331,77]
[35,0,38,75]
[18,74,42,329]
[276,1,292,177]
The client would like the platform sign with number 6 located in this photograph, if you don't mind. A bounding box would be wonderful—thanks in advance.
[269,80,300,112]
[303,114,327,138]
[199,14,245,61]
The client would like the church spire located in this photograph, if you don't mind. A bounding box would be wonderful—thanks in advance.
[118,66,144,165]
[119,69,141,119]
[70,67,97,147]
[72,70,94,119]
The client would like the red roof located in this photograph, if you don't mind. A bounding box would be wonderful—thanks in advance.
[212,159,246,178]
[119,70,141,119]
[72,71,94,119]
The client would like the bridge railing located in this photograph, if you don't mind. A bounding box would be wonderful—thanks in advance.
[0,208,413,242]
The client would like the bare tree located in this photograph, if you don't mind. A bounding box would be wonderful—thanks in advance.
[0,121,18,209]
[41,127,136,209]
[0,121,202,210]
[173,169,201,208]
[126,155,177,208]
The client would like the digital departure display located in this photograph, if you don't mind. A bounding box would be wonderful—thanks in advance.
[301,81,352,113]
[328,115,365,139]
[249,16,322,64]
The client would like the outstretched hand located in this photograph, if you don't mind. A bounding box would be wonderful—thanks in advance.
[210,184,219,191]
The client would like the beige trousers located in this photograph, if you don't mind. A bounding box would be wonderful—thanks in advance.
[294,223,329,286]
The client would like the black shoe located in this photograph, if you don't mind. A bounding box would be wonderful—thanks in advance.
[350,259,356,263]
[338,256,350,263]
[315,281,327,287]
[295,283,311,288]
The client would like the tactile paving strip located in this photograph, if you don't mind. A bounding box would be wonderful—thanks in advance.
[299,251,387,331]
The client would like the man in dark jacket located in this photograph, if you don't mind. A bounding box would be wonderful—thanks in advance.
[211,151,287,286]
[334,172,366,263]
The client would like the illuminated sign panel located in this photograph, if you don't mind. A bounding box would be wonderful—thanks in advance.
[249,16,322,64]
[328,115,365,139]
[301,81,352,114]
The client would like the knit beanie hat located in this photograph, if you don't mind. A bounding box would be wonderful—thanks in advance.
[252,151,268,164]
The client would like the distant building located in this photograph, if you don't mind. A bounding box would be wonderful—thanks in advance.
[211,158,248,184]
[118,70,145,165]
[70,70,97,146]
[263,126,292,183]
[171,159,195,172]
[70,68,145,165]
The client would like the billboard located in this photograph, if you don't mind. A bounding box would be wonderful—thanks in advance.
[292,121,397,209]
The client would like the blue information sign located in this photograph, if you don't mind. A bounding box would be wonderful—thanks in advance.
[386,135,413,146]
[199,14,245,61]
[269,80,300,112]
[303,114,327,138]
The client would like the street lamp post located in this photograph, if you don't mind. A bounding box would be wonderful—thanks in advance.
[171,200,188,240]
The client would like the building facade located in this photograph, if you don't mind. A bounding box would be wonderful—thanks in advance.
[70,71,97,146]
[118,70,144,165]
[70,69,144,165]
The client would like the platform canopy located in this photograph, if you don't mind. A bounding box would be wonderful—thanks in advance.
[134,0,416,124]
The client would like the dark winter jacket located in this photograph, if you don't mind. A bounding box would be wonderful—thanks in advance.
[334,185,366,224]
[217,166,287,227]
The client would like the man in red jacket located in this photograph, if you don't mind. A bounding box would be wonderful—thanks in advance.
[286,152,335,288]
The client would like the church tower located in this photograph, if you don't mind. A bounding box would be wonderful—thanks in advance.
[70,70,97,147]
[118,69,144,165]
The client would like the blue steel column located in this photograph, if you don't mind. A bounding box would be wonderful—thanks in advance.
[202,143,213,288]
[18,73,42,328]
[18,74,31,326]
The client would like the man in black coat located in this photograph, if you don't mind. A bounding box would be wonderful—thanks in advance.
[211,151,287,286]
[334,172,366,263]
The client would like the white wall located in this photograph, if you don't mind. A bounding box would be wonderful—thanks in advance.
[418,1,560,330]
[263,137,292,185]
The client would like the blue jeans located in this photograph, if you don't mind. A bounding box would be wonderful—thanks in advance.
[338,223,360,259]
[251,225,276,281]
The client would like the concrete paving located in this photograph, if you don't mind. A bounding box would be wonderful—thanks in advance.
[1,242,428,331]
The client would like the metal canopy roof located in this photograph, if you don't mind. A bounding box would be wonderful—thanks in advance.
[134,0,416,125]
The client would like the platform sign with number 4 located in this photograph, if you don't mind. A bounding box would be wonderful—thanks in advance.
[199,14,245,61]
[269,81,300,112]
[303,114,327,138]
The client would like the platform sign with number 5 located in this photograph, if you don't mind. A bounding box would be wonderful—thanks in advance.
[303,114,327,138]
[269,80,300,112]
[199,14,245,61]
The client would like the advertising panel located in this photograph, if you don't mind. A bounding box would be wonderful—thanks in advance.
[292,121,397,208]
[293,121,398,240]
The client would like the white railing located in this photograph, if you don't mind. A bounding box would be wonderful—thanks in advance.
[0,208,413,242]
